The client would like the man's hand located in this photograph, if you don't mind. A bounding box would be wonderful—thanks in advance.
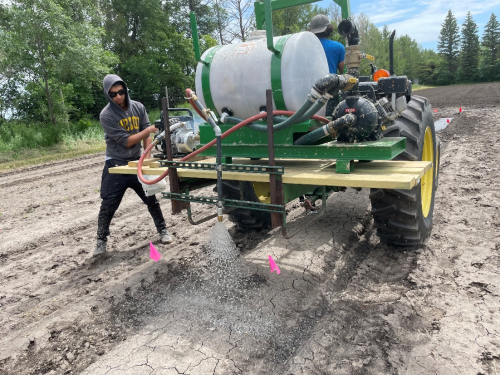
[127,125,158,148]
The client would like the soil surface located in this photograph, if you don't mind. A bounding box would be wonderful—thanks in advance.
[1,82,499,375]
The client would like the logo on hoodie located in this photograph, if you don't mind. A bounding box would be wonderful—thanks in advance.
[119,116,140,132]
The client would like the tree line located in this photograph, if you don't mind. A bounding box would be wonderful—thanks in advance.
[0,0,498,127]
[435,10,500,85]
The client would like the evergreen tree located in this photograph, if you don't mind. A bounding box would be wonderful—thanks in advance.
[437,10,460,82]
[482,13,500,66]
[459,12,480,81]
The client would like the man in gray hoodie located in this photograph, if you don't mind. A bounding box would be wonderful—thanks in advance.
[94,74,173,256]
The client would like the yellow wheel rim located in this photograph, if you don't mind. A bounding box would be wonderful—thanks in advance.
[253,182,271,204]
[421,127,434,217]
[435,143,439,180]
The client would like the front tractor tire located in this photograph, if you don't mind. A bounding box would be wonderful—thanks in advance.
[369,95,437,246]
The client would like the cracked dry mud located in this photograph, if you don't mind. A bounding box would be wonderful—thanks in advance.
[1,83,499,375]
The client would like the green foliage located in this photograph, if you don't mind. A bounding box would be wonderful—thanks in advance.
[459,12,480,81]
[0,0,117,125]
[0,118,103,154]
[437,10,460,81]
[101,0,195,108]
[482,13,500,63]
[481,13,500,81]
[165,0,219,38]
[272,4,325,36]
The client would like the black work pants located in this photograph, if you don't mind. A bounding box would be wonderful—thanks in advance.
[96,159,166,241]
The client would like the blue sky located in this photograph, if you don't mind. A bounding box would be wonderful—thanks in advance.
[319,0,500,51]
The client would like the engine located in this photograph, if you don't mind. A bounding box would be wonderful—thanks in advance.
[153,109,199,158]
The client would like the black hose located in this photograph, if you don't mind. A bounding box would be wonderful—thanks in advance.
[295,99,328,123]
[225,115,287,130]
[225,96,316,132]
[294,114,357,145]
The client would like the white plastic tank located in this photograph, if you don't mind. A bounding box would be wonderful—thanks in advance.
[194,32,328,120]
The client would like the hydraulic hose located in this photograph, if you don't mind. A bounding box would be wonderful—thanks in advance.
[294,114,357,145]
[295,98,329,122]
[137,110,329,185]
[226,96,328,129]
[226,96,317,132]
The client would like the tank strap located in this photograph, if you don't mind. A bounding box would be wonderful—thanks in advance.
[201,45,223,117]
[270,35,291,111]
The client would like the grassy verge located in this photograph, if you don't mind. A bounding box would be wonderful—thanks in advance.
[412,84,435,91]
[0,141,106,171]
[0,119,106,171]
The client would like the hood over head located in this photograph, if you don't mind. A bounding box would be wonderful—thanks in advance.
[103,74,130,110]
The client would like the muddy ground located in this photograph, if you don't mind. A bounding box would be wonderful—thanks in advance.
[0,82,499,375]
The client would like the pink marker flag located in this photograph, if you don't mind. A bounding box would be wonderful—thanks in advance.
[447,118,450,123]
[268,255,281,275]
[459,107,462,113]
[434,108,438,113]
[150,241,161,262]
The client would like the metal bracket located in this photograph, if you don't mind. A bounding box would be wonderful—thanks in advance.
[159,160,284,175]
[282,186,328,239]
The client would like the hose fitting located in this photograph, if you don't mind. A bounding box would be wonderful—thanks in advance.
[293,113,357,146]
[328,113,357,133]
[152,130,166,147]
[220,112,230,123]
[314,74,358,96]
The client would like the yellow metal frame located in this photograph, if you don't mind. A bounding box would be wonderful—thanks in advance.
[111,158,432,191]
[421,127,434,217]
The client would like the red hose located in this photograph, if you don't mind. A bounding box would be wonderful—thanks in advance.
[137,110,329,185]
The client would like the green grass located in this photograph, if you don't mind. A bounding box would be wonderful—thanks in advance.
[0,106,178,171]
[412,84,435,91]
[0,119,107,171]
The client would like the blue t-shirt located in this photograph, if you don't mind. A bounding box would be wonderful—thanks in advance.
[319,38,345,74]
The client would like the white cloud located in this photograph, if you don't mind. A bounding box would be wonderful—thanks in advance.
[354,0,500,46]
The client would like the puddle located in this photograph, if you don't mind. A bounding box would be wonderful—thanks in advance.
[435,117,452,131]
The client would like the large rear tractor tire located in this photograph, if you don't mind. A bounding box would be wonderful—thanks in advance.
[219,180,271,229]
[369,95,437,246]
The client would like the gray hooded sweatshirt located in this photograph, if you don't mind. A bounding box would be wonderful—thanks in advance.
[100,74,150,161]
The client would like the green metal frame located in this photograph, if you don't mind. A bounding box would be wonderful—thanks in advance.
[270,35,291,110]
[200,45,222,117]
[198,122,406,174]
[159,160,284,175]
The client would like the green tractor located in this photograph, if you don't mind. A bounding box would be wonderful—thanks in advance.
[115,0,439,246]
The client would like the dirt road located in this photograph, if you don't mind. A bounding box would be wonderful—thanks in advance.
[0,83,499,374]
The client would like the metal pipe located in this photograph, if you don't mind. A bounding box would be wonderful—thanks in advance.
[216,135,223,221]
[389,30,396,76]
[190,12,207,65]
[264,0,280,54]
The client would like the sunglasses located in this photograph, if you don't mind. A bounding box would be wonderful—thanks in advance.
[109,89,126,98]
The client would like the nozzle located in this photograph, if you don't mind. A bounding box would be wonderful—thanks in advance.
[217,206,223,221]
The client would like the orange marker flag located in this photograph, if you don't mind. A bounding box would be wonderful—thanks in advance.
[150,241,161,262]
[268,255,281,275]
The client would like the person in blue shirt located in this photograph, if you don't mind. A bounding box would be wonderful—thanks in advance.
[309,14,346,117]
